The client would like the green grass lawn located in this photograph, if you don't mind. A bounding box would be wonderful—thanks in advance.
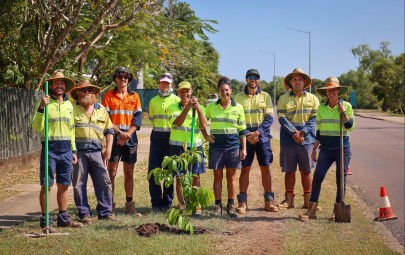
[0,140,401,255]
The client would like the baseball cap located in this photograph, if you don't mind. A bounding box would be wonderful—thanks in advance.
[245,69,260,79]
[177,81,191,90]
[159,73,173,83]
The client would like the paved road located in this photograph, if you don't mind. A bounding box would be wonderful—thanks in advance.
[349,115,404,246]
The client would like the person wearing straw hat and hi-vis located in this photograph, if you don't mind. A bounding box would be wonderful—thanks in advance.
[32,71,84,232]
[167,81,207,217]
[299,77,355,221]
[71,80,116,224]
[234,69,278,214]
[277,68,320,210]
[148,73,180,214]
[102,67,142,217]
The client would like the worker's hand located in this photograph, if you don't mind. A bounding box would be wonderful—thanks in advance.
[311,149,318,162]
[240,148,247,161]
[338,100,346,113]
[247,131,260,144]
[103,151,111,167]
[292,131,304,144]
[72,153,78,164]
[39,95,51,110]
[204,134,215,144]
[117,131,130,146]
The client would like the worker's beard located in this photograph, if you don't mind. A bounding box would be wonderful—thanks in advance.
[78,94,96,107]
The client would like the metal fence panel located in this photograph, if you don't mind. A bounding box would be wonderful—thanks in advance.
[0,88,41,161]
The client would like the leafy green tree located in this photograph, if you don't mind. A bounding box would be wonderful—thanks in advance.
[352,42,404,112]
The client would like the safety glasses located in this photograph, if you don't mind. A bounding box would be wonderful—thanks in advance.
[160,74,173,79]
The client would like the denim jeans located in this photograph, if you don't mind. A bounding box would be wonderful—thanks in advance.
[310,147,352,203]
[73,151,113,218]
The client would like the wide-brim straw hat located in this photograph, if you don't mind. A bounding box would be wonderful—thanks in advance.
[316,77,349,96]
[42,71,76,93]
[284,67,312,90]
[70,80,101,100]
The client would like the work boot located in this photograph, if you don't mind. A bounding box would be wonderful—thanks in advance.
[299,202,318,221]
[277,192,295,209]
[264,192,279,212]
[213,204,222,216]
[41,226,58,234]
[303,193,311,209]
[226,203,237,218]
[235,193,248,214]
[80,215,92,225]
[99,214,118,221]
[58,221,84,228]
[125,201,142,217]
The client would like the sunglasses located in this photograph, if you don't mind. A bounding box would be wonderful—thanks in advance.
[247,76,259,81]
[80,88,94,93]
[117,75,129,80]
[160,74,173,79]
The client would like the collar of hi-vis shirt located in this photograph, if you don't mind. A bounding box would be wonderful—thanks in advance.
[289,90,308,97]
[244,85,261,95]
[113,86,135,95]
[215,98,237,107]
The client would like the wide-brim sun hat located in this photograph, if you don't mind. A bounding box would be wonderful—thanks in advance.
[42,71,76,93]
[70,80,101,100]
[316,77,349,96]
[284,67,312,90]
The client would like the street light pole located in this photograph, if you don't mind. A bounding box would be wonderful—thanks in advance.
[287,27,311,92]
[258,50,277,105]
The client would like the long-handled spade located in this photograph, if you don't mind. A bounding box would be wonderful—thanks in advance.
[25,81,69,237]
[334,110,351,223]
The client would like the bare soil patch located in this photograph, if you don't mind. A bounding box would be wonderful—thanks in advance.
[136,222,207,237]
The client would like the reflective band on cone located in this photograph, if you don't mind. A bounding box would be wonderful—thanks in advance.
[377,186,397,221]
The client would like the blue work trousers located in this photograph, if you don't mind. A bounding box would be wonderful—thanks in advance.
[310,147,351,203]
[73,151,113,219]
[148,140,174,209]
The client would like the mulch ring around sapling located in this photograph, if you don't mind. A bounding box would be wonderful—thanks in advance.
[136,223,207,237]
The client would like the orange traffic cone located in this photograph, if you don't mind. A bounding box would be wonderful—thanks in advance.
[376,186,397,221]
[347,165,352,175]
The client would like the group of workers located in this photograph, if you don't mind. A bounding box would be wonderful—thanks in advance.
[32,66,355,232]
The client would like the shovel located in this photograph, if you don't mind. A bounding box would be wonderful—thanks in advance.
[334,110,351,223]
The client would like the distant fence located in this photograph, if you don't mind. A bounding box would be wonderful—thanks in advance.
[0,88,41,161]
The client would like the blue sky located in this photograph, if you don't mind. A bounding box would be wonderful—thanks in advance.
[184,0,404,82]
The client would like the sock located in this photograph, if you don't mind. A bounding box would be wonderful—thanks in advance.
[227,199,234,205]
[240,192,247,195]
[215,199,222,205]
[126,197,133,203]
[59,210,67,214]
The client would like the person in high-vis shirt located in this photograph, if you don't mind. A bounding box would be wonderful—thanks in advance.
[148,73,180,213]
[71,81,115,224]
[167,81,207,217]
[277,68,320,210]
[102,67,142,217]
[300,77,355,221]
[234,69,278,215]
[32,71,83,232]
[204,76,247,218]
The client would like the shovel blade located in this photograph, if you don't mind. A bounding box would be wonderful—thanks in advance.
[334,201,351,223]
